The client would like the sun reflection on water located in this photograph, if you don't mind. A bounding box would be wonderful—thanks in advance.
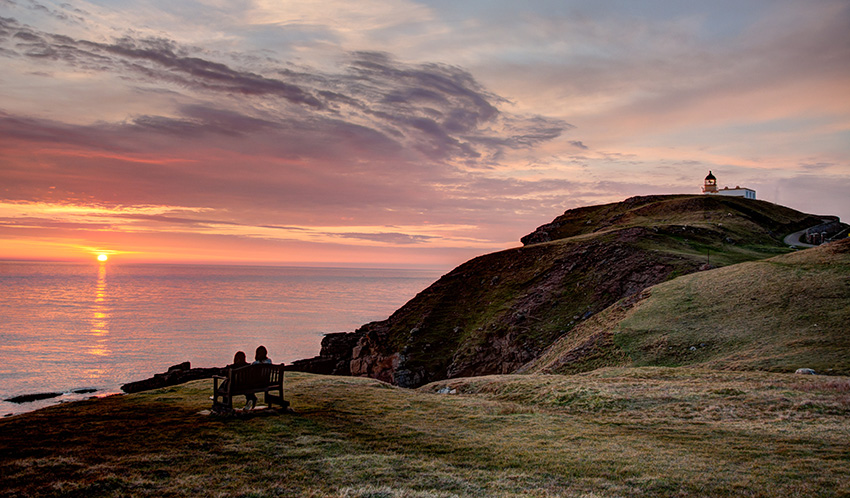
[88,263,111,358]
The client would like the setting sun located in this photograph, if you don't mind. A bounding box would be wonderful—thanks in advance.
[97,254,108,262]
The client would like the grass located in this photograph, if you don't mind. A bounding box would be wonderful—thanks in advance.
[2,369,849,497]
[613,241,850,374]
[527,195,818,247]
[525,239,850,376]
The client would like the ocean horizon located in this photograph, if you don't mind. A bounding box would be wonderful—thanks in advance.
[0,261,442,417]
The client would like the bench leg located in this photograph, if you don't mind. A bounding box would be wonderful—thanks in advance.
[211,394,234,414]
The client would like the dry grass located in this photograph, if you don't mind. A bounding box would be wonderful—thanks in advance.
[614,241,850,374]
[2,369,849,497]
[526,239,850,376]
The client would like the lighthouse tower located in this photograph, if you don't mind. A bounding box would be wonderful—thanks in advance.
[702,171,718,193]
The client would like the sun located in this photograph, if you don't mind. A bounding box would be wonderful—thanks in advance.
[97,254,108,262]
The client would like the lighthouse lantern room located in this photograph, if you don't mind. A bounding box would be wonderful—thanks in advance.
[703,171,718,193]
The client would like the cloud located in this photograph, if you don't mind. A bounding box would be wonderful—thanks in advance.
[0,17,578,259]
[0,19,567,166]
[799,162,834,172]
[0,19,323,107]
[771,174,850,221]
[337,232,436,245]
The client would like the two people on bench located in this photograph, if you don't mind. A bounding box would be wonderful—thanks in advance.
[227,345,273,410]
[228,345,273,369]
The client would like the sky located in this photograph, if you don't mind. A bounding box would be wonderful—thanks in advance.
[1,0,848,269]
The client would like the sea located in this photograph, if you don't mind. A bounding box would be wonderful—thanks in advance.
[0,261,442,417]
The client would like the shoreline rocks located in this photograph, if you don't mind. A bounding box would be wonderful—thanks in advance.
[6,392,63,404]
[6,388,99,404]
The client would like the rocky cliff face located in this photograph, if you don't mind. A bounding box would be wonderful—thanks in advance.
[291,195,821,387]
[288,332,360,375]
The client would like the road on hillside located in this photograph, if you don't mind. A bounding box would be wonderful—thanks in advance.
[782,217,843,248]
[783,228,816,248]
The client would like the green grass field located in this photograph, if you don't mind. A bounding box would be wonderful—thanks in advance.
[2,369,848,497]
[525,239,850,377]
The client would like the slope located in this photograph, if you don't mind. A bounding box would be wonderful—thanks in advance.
[523,238,850,375]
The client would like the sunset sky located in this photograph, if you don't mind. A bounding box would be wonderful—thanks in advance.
[1,0,848,268]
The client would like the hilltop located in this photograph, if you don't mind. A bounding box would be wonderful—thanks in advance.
[293,194,838,387]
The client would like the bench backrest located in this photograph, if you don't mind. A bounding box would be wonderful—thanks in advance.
[228,363,284,391]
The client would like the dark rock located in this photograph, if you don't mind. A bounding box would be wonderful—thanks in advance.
[72,388,97,394]
[287,332,362,376]
[6,392,62,403]
[167,361,191,372]
[121,366,225,393]
[393,367,425,388]
[521,229,552,245]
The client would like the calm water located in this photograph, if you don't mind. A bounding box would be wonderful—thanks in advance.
[0,262,441,416]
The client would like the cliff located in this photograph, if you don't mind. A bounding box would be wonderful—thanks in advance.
[291,194,829,387]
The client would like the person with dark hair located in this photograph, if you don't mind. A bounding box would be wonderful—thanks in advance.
[253,345,271,364]
[243,346,271,410]
[213,351,250,408]
[230,351,248,368]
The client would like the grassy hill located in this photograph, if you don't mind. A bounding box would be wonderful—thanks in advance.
[1,370,848,497]
[523,238,850,376]
[294,195,826,387]
[520,194,820,251]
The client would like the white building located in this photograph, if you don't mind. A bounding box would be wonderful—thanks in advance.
[702,171,756,199]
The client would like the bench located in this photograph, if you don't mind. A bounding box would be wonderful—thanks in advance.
[212,363,288,412]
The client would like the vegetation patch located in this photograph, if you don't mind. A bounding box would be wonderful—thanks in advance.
[525,239,850,376]
[3,369,848,497]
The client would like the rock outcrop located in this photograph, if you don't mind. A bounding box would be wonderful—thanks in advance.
[287,332,360,375]
[121,362,225,393]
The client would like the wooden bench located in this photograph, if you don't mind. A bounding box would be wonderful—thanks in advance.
[212,363,288,412]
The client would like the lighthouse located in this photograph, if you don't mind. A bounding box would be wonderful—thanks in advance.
[701,171,756,199]
[702,171,718,193]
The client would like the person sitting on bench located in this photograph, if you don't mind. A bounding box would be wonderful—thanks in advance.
[245,346,271,409]
[219,351,249,406]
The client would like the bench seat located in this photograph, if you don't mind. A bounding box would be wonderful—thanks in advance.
[212,363,288,412]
